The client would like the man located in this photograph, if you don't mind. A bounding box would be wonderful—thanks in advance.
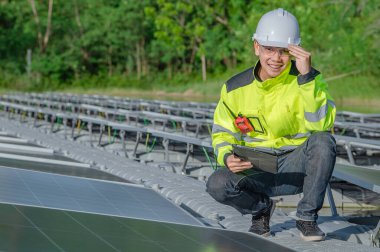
[206,8,336,242]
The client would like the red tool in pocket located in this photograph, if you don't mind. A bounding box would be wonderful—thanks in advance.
[234,114,254,134]
[222,102,255,134]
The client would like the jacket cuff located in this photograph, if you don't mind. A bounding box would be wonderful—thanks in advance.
[223,152,232,168]
[297,68,320,85]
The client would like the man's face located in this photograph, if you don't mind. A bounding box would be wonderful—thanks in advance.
[254,41,291,81]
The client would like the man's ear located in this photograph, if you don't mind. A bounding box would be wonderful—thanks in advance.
[253,40,260,56]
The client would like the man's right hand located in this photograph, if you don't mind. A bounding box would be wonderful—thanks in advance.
[226,154,253,173]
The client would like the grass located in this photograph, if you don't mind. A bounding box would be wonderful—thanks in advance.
[328,74,380,100]
[327,74,380,113]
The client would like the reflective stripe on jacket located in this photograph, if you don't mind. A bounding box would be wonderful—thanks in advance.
[212,60,336,166]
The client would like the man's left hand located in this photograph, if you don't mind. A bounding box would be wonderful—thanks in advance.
[288,44,311,75]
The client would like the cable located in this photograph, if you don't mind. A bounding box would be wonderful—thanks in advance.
[202,147,216,170]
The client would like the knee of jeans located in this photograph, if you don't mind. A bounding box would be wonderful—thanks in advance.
[206,169,238,202]
[308,132,336,153]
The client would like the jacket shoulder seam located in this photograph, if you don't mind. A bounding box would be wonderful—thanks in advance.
[226,67,255,92]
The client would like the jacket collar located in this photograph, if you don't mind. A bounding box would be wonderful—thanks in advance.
[253,60,292,91]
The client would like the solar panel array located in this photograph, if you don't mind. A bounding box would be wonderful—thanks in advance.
[0,92,380,251]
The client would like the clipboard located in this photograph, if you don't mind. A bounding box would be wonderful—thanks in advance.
[232,145,283,174]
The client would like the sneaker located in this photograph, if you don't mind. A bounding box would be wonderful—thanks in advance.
[248,200,276,236]
[296,220,325,241]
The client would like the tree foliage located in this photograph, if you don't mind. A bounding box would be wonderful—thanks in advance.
[0,0,379,89]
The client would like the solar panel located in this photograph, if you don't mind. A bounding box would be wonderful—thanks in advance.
[0,159,125,182]
[0,166,201,226]
[334,163,380,193]
[0,203,295,252]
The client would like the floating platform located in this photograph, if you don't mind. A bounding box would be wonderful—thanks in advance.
[0,92,379,251]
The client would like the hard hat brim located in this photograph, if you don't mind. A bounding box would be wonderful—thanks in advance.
[254,38,300,49]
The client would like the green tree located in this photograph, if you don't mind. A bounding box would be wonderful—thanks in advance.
[0,0,379,89]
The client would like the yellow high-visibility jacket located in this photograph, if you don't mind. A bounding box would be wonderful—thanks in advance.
[212,61,336,166]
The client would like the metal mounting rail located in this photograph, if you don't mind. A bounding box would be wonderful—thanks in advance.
[337,111,380,123]
[1,92,217,118]
[334,161,380,194]
[0,97,213,137]
[0,102,215,173]
[0,100,212,138]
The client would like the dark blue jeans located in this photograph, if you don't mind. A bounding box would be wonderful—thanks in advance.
[206,132,336,221]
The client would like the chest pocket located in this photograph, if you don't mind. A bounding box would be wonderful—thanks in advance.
[243,110,267,135]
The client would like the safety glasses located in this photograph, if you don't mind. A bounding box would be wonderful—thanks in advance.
[259,44,290,57]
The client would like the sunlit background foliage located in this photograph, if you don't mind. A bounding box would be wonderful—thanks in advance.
[0,0,379,95]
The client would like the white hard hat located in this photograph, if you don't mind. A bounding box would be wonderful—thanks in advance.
[252,8,301,48]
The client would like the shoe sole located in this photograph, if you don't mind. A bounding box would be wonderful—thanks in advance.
[262,231,271,237]
[300,233,325,242]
